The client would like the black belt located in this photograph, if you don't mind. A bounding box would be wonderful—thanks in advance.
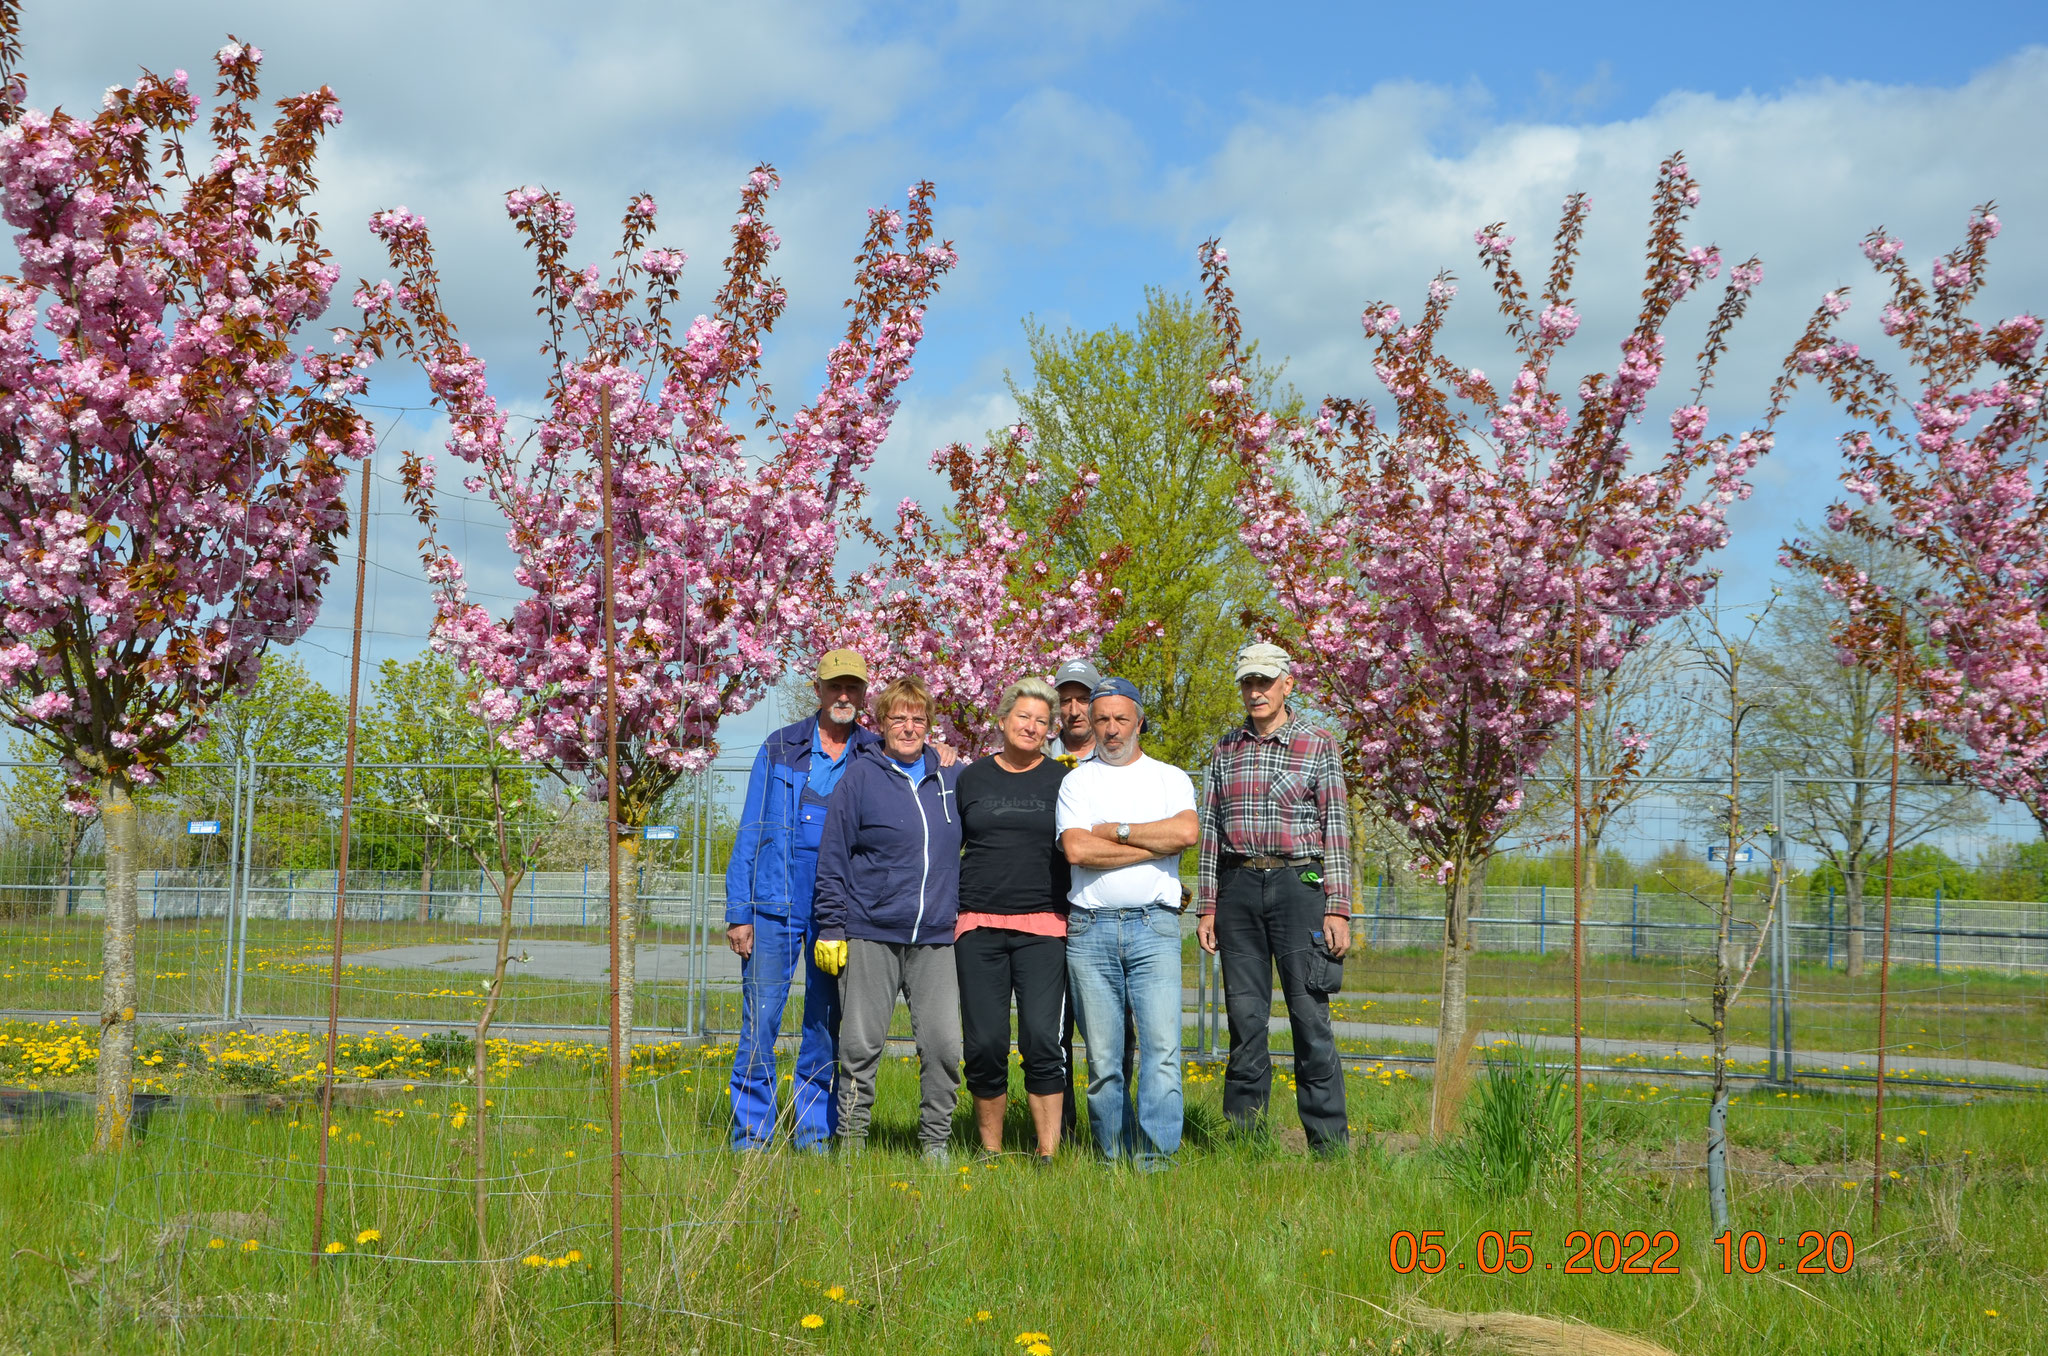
[1223,854,1320,870]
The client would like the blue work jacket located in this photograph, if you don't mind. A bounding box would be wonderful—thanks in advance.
[724,715,878,928]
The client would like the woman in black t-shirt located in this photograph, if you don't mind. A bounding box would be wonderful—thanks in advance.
[954,676,1070,1162]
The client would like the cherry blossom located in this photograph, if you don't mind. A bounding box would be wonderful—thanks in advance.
[0,29,372,1149]
[1783,206,2048,830]
[806,432,1156,754]
[1197,154,1793,1121]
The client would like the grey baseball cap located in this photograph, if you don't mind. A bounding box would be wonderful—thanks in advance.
[1235,641,1292,681]
[1051,658,1104,692]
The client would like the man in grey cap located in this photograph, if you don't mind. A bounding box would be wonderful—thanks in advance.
[1194,641,1355,1156]
[1048,658,1102,766]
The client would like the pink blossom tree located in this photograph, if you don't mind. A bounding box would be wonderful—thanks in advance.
[357,168,955,1041]
[806,430,1156,754]
[1782,207,2048,830]
[1197,155,1809,1131]
[0,23,371,1148]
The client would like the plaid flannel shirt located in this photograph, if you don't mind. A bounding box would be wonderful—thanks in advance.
[1195,715,1352,916]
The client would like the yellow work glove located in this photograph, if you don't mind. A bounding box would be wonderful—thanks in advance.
[813,938,848,977]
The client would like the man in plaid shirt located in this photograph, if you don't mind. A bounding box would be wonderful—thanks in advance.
[1194,641,1353,1155]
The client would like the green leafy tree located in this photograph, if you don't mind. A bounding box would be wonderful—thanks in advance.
[2,736,98,916]
[360,651,537,921]
[1006,288,1291,770]
[180,653,346,870]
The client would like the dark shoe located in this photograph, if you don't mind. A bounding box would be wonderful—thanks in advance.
[1032,1153,1054,1170]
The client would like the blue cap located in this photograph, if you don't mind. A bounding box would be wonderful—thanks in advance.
[1088,676,1143,708]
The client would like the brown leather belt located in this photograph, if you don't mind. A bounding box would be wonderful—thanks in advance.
[1224,854,1319,870]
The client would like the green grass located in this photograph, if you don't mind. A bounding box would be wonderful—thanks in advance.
[1,1018,2044,1355]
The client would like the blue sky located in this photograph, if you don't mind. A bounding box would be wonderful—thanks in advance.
[30,1,2048,757]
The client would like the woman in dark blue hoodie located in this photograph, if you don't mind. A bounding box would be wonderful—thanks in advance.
[812,674,964,1158]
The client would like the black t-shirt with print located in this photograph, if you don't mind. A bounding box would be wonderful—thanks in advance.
[957,755,1070,914]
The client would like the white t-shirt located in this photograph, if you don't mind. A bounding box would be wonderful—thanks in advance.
[1055,753,1197,909]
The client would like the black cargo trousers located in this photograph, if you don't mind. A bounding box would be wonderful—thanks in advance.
[1215,861,1349,1152]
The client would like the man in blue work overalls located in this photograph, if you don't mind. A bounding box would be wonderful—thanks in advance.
[724,649,876,1151]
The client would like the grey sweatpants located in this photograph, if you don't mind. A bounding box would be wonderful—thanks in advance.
[837,938,962,1151]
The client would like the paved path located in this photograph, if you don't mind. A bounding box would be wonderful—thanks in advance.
[335,939,742,985]
[1307,1017,2046,1085]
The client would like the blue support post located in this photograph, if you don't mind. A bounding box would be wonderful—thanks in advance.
[1538,884,1546,955]
[1827,886,1835,970]
[528,867,536,926]
[582,865,589,926]
[1631,884,1640,961]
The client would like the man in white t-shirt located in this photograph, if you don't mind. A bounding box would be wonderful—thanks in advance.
[1056,677,1199,1166]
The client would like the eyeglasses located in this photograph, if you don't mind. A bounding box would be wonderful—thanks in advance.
[881,713,928,728]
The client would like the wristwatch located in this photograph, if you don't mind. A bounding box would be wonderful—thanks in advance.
[1116,823,1132,844]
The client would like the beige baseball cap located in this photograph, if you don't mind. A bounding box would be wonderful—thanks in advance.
[1234,641,1291,681]
[816,649,869,683]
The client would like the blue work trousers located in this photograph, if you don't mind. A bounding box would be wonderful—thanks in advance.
[728,913,841,1148]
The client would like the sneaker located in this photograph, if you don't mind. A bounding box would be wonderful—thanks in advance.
[839,1137,868,1158]
[921,1144,949,1166]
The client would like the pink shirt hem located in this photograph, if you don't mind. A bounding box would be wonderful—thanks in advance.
[955,910,1068,940]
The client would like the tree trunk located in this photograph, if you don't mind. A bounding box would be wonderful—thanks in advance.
[1348,795,1371,947]
[57,820,82,918]
[94,778,140,1151]
[1707,791,1739,1233]
[417,839,435,925]
[1430,860,1473,1138]
[1845,866,1866,979]
[614,832,640,1048]
[472,869,519,1252]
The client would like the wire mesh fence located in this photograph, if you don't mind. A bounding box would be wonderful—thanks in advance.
[6,763,2046,1093]
[4,758,2042,1348]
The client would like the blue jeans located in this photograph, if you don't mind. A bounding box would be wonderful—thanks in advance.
[728,912,841,1148]
[1066,903,1184,1164]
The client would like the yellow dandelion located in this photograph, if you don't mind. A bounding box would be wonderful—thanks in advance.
[207,1238,226,1250]
[240,1239,259,1253]
[801,1314,825,1330]
[566,1249,582,1263]
[1985,1309,1999,1317]
[323,1241,344,1254]
[522,1254,544,1268]
[1029,1344,1052,1356]
[356,1228,381,1245]
[824,1285,846,1302]
[974,1310,992,1322]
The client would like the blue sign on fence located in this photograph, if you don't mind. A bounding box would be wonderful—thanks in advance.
[1705,845,1753,863]
[187,819,221,836]
[642,825,679,841]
